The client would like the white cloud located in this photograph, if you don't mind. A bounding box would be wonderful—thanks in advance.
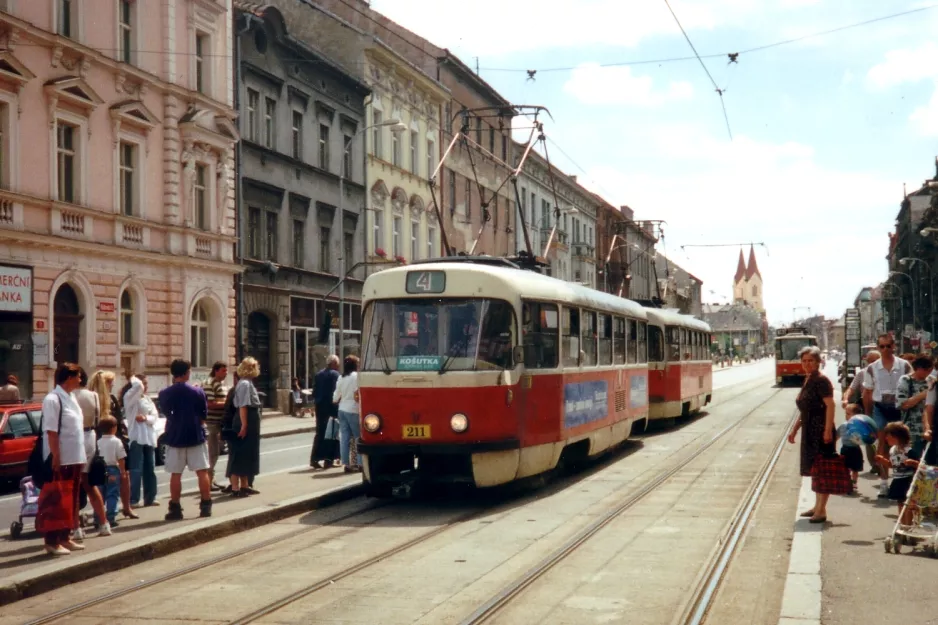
[569,127,896,323]
[910,83,938,135]
[562,64,694,106]
[867,42,938,89]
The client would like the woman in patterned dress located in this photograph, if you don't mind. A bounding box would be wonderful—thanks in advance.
[787,345,836,523]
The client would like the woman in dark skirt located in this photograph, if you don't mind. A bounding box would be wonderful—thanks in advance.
[788,345,836,523]
[228,358,262,497]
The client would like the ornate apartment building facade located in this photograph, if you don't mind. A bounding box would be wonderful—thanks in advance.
[0,0,238,398]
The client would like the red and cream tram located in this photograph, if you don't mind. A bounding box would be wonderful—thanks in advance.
[775,327,818,385]
[645,309,713,421]
[356,258,650,495]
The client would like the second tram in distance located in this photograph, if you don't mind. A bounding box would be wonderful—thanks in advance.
[645,308,713,421]
[774,327,818,385]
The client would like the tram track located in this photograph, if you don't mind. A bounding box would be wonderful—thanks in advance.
[455,386,786,625]
[19,369,780,625]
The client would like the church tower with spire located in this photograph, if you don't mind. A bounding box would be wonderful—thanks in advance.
[732,245,764,312]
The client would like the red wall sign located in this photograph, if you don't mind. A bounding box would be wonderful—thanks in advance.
[98,301,116,313]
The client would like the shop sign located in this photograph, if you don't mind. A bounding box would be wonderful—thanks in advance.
[0,265,31,312]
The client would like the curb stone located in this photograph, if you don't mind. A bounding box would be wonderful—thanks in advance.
[0,482,363,607]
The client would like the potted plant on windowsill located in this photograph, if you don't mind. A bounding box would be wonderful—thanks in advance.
[395,255,406,264]
[375,247,387,258]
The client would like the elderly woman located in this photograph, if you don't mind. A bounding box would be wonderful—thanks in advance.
[123,374,159,508]
[36,363,86,556]
[788,345,836,524]
[229,357,262,496]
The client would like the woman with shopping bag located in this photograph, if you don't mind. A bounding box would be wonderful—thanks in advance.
[788,345,841,524]
[36,363,87,556]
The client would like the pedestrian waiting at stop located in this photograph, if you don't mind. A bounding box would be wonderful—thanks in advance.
[897,355,935,456]
[229,358,262,497]
[875,422,921,526]
[95,416,127,528]
[203,362,229,492]
[123,373,159,508]
[73,368,110,538]
[333,355,362,473]
[837,406,877,492]
[310,355,341,470]
[158,359,213,520]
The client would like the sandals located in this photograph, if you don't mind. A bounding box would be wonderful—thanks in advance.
[809,516,828,524]
[799,510,815,517]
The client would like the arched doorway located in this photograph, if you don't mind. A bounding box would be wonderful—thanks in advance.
[53,284,82,366]
[247,311,272,408]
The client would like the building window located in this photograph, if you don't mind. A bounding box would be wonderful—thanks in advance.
[409,130,418,174]
[489,127,495,154]
[194,33,208,94]
[58,0,74,37]
[391,128,401,167]
[475,117,482,145]
[392,216,401,257]
[194,164,207,229]
[318,123,329,170]
[265,211,277,261]
[264,98,276,149]
[493,195,498,228]
[411,221,419,261]
[520,186,527,221]
[427,224,436,258]
[118,0,133,63]
[120,289,134,346]
[464,178,471,219]
[190,302,209,368]
[343,134,352,178]
[119,141,136,216]
[56,121,78,203]
[292,219,304,267]
[0,102,8,190]
[372,110,383,157]
[501,134,507,162]
[426,140,435,180]
[320,226,331,272]
[373,210,384,252]
[247,207,261,259]
[344,232,354,268]
[246,89,259,142]
[449,169,456,213]
[292,111,303,160]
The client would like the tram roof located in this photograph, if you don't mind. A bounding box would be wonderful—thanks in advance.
[644,308,711,332]
[775,333,818,340]
[363,260,648,320]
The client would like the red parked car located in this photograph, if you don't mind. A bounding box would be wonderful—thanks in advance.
[0,403,42,481]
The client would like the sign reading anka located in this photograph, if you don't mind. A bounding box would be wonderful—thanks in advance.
[0,265,31,312]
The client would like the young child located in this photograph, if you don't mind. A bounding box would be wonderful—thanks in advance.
[96,416,128,529]
[875,422,921,526]
[837,405,878,491]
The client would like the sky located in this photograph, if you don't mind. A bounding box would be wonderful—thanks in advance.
[370,0,938,326]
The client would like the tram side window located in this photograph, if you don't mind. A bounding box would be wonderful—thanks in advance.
[627,319,638,364]
[581,310,597,366]
[648,325,664,362]
[690,332,697,360]
[613,316,627,364]
[638,321,648,363]
[598,314,612,365]
[680,329,688,361]
[667,327,680,362]
[521,301,559,369]
[698,333,705,360]
[562,306,580,367]
[694,333,701,360]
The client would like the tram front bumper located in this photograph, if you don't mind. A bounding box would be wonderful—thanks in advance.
[358,439,522,487]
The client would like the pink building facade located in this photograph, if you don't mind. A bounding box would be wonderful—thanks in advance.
[0,0,239,397]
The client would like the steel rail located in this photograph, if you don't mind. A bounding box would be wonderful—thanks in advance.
[20,500,393,625]
[675,409,799,625]
[458,387,784,625]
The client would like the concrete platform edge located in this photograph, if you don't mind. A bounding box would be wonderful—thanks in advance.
[0,481,363,607]
[777,476,822,625]
[259,424,314,440]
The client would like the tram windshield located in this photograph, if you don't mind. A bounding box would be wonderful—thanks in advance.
[776,337,817,361]
[362,298,515,372]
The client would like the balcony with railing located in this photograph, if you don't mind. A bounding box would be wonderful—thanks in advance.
[572,242,596,261]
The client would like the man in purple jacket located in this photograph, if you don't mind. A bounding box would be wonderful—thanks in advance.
[158,359,212,520]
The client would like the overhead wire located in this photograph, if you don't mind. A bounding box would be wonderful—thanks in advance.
[662,0,732,140]
[479,4,938,73]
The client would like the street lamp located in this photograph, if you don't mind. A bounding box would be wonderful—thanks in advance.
[890,270,917,347]
[337,118,407,358]
[900,257,936,341]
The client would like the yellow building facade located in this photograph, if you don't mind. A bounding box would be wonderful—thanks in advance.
[364,43,448,264]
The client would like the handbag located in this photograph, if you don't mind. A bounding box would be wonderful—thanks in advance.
[324,416,340,441]
[318,416,340,461]
[27,397,62,489]
[87,450,107,487]
[810,453,852,495]
[35,475,76,534]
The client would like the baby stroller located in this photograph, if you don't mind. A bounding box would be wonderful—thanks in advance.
[884,442,938,556]
[10,476,40,539]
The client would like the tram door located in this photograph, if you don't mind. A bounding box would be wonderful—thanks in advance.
[519,302,560,441]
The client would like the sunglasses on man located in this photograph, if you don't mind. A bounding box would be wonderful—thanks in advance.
[878,343,894,349]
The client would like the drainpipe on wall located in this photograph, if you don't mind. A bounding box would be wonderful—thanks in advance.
[362,94,372,284]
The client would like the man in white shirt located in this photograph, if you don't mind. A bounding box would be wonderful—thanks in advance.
[862,334,912,496]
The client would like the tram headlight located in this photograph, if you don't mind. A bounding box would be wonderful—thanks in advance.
[363,413,382,433]
[450,413,469,433]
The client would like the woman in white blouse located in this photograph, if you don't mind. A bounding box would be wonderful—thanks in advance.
[332,355,361,473]
[123,375,159,507]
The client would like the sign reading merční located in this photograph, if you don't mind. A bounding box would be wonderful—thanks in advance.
[0,265,31,312]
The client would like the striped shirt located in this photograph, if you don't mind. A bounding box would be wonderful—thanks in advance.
[205,378,228,424]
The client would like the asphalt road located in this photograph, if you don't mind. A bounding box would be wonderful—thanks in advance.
[0,431,315,530]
